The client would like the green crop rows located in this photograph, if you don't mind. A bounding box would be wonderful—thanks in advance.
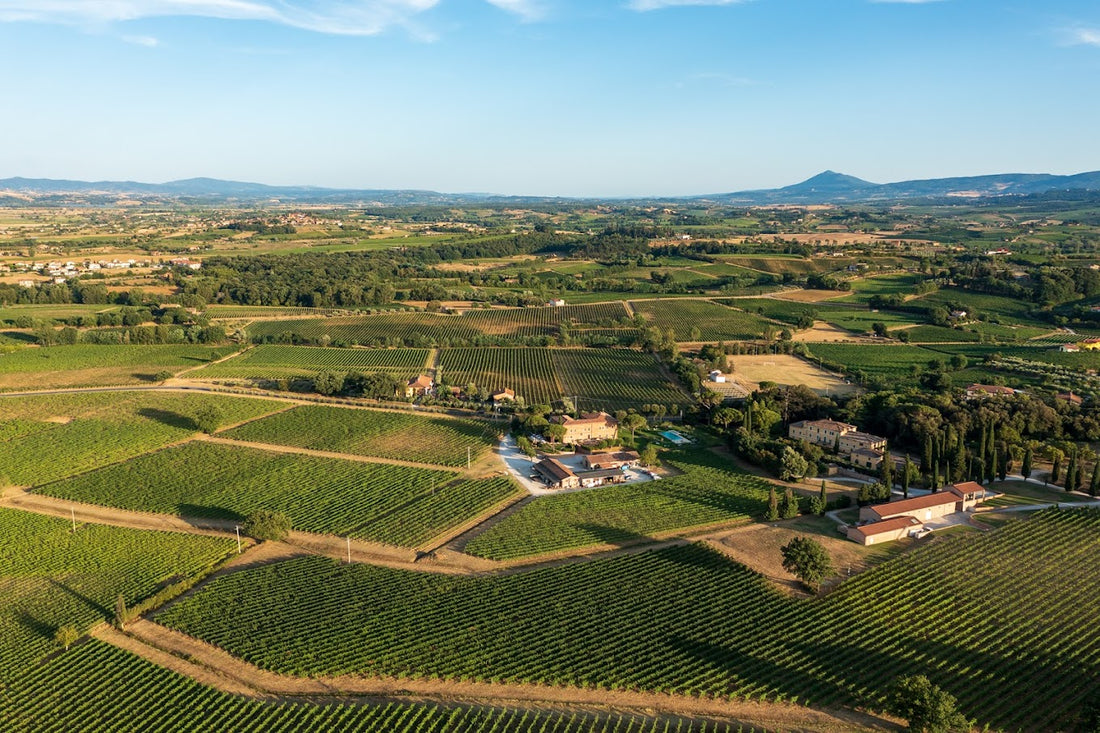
[0,344,234,387]
[160,509,1100,732]
[552,349,692,412]
[0,508,234,681]
[465,451,769,559]
[35,441,511,546]
[195,345,430,380]
[223,404,499,468]
[804,343,936,378]
[247,303,630,346]
[632,300,775,341]
[0,640,745,733]
[438,348,560,406]
[0,391,282,485]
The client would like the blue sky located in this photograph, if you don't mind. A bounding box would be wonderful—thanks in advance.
[1,0,1098,196]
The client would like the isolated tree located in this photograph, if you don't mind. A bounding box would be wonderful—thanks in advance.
[780,446,808,481]
[153,370,174,383]
[780,536,833,591]
[312,370,345,396]
[192,404,224,435]
[243,510,292,542]
[1065,450,1078,493]
[1090,460,1100,498]
[515,435,536,457]
[766,486,779,521]
[1021,446,1033,482]
[880,445,894,490]
[622,412,647,440]
[781,487,800,519]
[639,444,660,467]
[886,675,971,733]
[54,624,80,650]
[1051,451,1063,485]
[818,480,828,516]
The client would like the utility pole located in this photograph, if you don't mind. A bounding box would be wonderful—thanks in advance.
[71,508,76,533]
[346,536,351,564]
[234,525,242,554]
[467,446,471,470]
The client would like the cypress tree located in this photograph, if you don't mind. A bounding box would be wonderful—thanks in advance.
[819,480,828,515]
[987,444,998,484]
[881,442,894,489]
[922,434,934,486]
[1090,460,1100,498]
[903,456,913,499]
[1021,446,1033,481]
[1065,450,1077,493]
[1052,452,1062,485]
[766,486,779,521]
[952,433,966,483]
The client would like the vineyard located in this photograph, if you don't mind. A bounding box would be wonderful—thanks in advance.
[465,450,770,559]
[246,303,631,346]
[803,343,937,378]
[0,641,748,733]
[0,344,234,390]
[438,348,561,406]
[222,404,499,468]
[0,508,234,681]
[0,391,282,485]
[34,440,514,545]
[194,345,430,380]
[631,300,775,341]
[551,349,692,412]
[160,509,1100,732]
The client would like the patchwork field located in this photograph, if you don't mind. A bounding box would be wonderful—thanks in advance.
[158,509,1100,732]
[0,344,236,390]
[0,508,234,681]
[246,303,631,346]
[631,300,776,341]
[723,354,856,396]
[0,391,282,485]
[192,345,430,381]
[36,440,518,546]
[222,404,499,468]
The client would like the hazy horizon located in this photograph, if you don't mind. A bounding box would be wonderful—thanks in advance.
[1,0,1098,197]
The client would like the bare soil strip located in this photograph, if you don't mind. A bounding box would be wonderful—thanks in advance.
[98,619,895,732]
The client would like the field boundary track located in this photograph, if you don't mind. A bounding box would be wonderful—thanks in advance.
[200,434,470,473]
[93,619,894,732]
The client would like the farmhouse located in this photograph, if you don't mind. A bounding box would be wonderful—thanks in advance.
[965,384,1017,400]
[1079,339,1100,352]
[405,375,435,397]
[859,482,987,524]
[532,457,629,490]
[838,430,887,454]
[1060,344,1081,353]
[552,412,619,444]
[491,388,516,403]
[847,516,923,546]
[708,370,727,383]
[548,298,566,307]
[583,450,640,470]
[1057,391,1084,406]
[789,419,858,447]
[789,419,888,468]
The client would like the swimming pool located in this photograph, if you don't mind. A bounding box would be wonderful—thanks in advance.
[660,429,691,445]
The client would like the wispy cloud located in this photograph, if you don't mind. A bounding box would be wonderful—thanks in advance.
[627,0,744,10]
[1062,27,1100,47]
[0,0,538,36]
[122,33,160,46]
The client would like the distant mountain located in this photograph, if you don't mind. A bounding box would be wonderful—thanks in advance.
[704,170,1100,205]
[4,170,1100,206]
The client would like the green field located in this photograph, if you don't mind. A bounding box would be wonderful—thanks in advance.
[551,349,692,412]
[247,303,631,346]
[465,450,769,559]
[0,344,235,389]
[915,288,1052,328]
[0,391,282,485]
[438,348,561,406]
[0,508,234,680]
[803,343,937,378]
[1,640,743,733]
[222,404,499,468]
[159,509,1100,732]
[632,300,775,341]
[194,345,430,381]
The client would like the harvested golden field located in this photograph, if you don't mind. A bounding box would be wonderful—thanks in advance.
[724,353,858,396]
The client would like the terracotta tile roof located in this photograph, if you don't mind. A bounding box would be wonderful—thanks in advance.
[535,458,575,482]
[950,481,985,497]
[855,516,922,537]
[868,491,960,519]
